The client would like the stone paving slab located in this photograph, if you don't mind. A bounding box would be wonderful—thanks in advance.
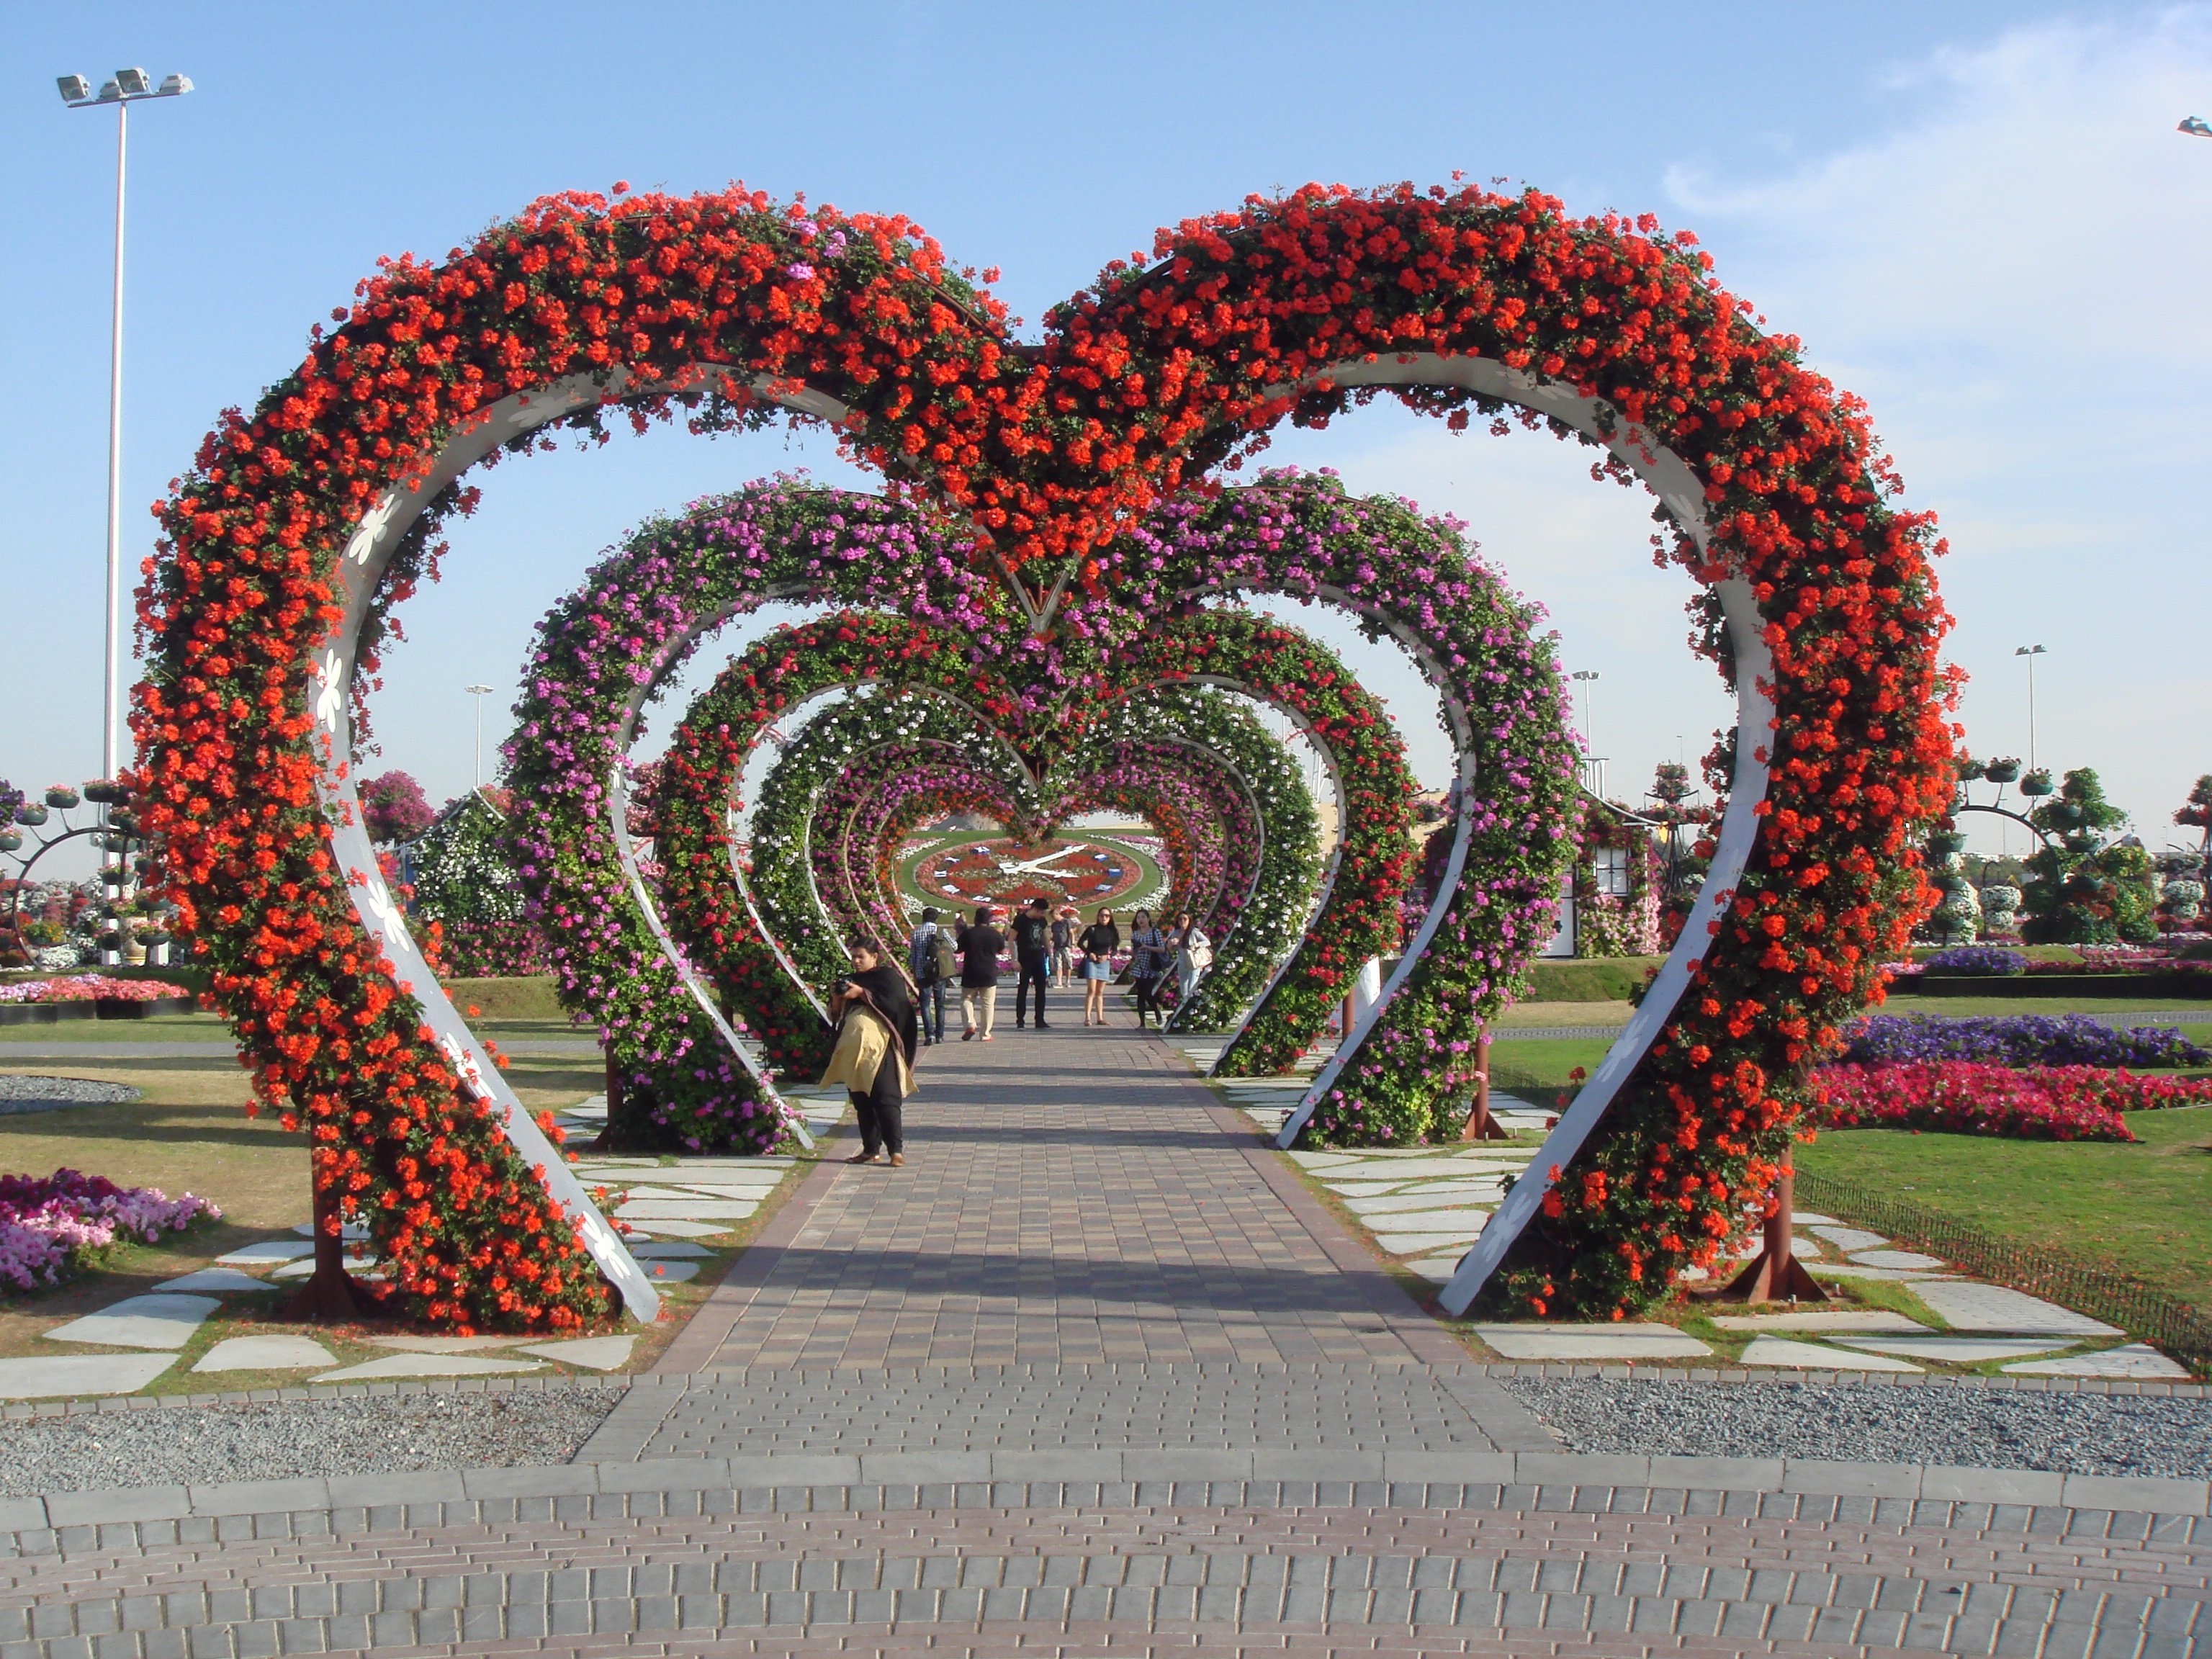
[40,1296,218,1352]
[188,1336,334,1373]
[0,1355,174,1401]
[1912,1280,2125,1339]
[1739,1338,1922,1373]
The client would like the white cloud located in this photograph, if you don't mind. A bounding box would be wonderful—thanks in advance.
[1664,7,2212,855]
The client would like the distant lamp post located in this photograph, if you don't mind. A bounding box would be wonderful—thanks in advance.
[2181,116,2212,138]
[464,685,495,788]
[57,67,192,786]
[1569,670,1600,750]
[2014,645,2048,771]
[1570,670,1603,796]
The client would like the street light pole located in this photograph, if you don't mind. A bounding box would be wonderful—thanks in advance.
[1570,670,1599,752]
[2015,644,2047,771]
[58,68,192,784]
[465,685,495,789]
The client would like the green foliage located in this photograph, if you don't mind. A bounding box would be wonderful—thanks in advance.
[2020,770,2156,944]
[406,791,529,928]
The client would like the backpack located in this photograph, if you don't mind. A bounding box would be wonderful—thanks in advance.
[932,928,960,984]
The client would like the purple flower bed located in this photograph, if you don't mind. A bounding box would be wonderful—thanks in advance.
[1841,1012,2209,1068]
[1920,945,2028,976]
[0,1169,220,1292]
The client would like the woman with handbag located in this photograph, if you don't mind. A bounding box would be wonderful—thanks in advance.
[1172,909,1213,1007]
[1078,907,1120,1027]
[820,942,920,1166]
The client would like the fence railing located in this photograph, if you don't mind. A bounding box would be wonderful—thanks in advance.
[1794,1168,2212,1380]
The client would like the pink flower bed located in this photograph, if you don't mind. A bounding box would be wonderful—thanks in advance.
[0,976,181,1005]
[1813,1061,2212,1143]
[0,1169,220,1291]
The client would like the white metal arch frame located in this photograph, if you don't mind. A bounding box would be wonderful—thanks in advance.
[311,371,849,1321]
[1264,354,1770,1318]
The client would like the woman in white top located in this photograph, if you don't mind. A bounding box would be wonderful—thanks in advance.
[1170,909,1213,1007]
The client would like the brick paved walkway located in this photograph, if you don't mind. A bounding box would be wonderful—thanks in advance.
[664,1022,1455,1371]
[9,1020,2212,1655]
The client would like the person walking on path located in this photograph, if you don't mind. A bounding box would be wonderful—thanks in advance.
[1051,904,1078,987]
[1079,907,1120,1027]
[906,907,953,1046]
[1010,896,1053,1029]
[1169,908,1213,1010]
[821,941,918,1166]
[1127,909,1172,1029]
[956,904,1005,1041]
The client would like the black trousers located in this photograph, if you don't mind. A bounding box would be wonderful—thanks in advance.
[1133,971,1167,1022]
[852,1074,904,1155]
[1015,953,1051,1025]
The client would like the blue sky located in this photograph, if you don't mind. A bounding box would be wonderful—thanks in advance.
[4,2,2208,871]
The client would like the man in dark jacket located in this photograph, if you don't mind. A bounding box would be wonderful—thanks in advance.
[1010,896,1053,1029]
[955,904,1004,1042]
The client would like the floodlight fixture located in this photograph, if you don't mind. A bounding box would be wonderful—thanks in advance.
[112,67,150,96]
[55,75,90,103]
[2181,116,2212,138]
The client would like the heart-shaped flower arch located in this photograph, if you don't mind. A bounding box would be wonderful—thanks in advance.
[732,688,1303,1008]
[731,680,1319,1014]
[138,180,1949,1328]
[652,607,1425,1092]
[504,485,1333,1116]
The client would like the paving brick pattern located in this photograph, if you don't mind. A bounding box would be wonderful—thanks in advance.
[3,1481,2209,1655]
[680,1026,1427,1368]
[592,1364,1530,1460]
[9,1020,2212,1653]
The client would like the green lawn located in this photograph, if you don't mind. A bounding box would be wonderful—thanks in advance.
[1879,993,2212,1019]
[1797,1106,2212,1316]
[1486,1038,1615,1102]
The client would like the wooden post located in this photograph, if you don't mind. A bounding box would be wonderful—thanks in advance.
[280,1168,360,1321]
[1692,1166,1829,1303]
[1460,1025,1509,1141]
[588,1047,623,1154]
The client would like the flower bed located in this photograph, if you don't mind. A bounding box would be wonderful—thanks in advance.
[0,975,181,1004]
[1812,1061,2212,1142]
[1841,1013,2208,1069]
[1919,946,2027,976]
[0,1169,220,1292]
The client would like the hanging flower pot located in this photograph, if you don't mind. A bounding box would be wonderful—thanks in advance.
[42,787,80,811]
[13,804,47,828]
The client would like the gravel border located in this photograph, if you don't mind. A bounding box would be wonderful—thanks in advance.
[1502,1372,2212,1479]
[0,1381,621,1498]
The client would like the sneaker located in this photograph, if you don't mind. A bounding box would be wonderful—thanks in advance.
[979,1034,994,1042]
[962,1030,975,1041]
[888,1152,906,1166]
[1035,1021,1051,1030]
